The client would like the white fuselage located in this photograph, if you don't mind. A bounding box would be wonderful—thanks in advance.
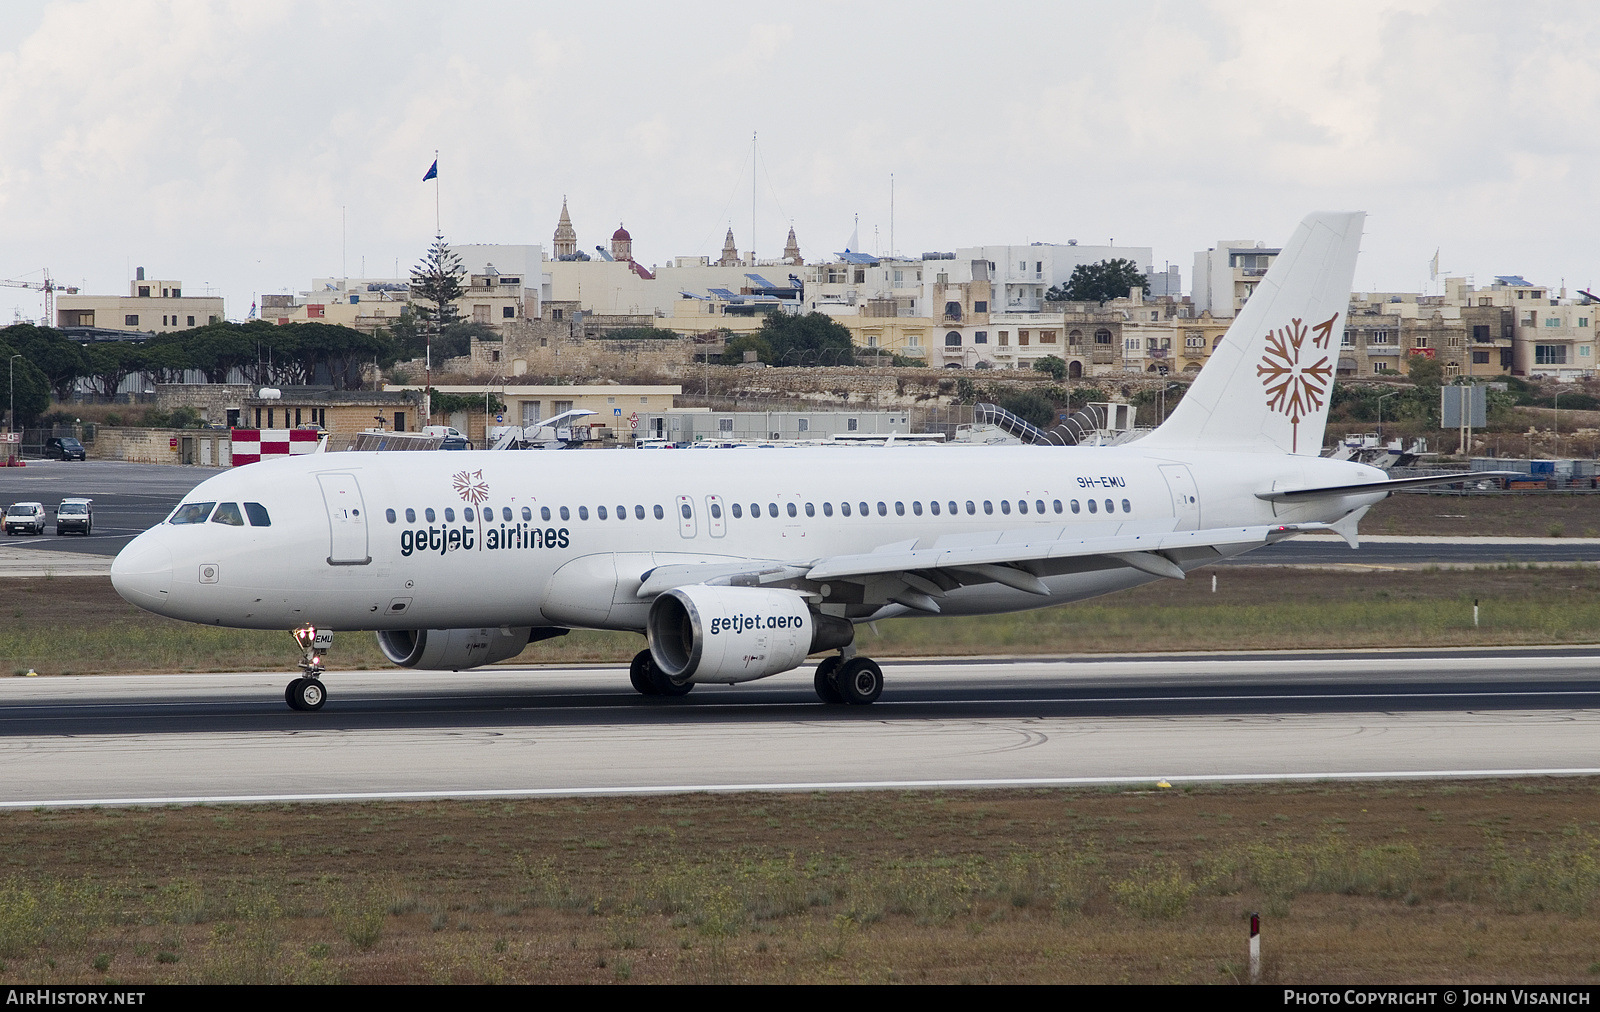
[110,444,1386,634]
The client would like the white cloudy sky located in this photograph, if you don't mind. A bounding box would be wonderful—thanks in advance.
[2,0,1597,322]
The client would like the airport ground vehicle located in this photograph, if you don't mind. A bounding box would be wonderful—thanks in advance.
[54,498,92,535]
[3,503,48,535]
[45,437,86,461]
[110,213,1507,712]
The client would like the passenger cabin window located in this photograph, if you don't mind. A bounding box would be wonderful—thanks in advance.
[732,503,743,518]
[786,503,797,518]
[425,508,436,523]
[966,501,976,515]
[446,508,456,522]
[634,505,645,519]
[710,502,722,519]
[211,503,246,526]
[465,508,476,521]
[1000,500,1011,515]
[841,502,852,517]
[822,502,833,517]
[983,501,993,515]
[653,505,664,519]
[1122,499,1132,513]
[680,504,691,520]
[404,508,416,523]
[1105,499,1115,513]
[1071,500,1081,513]
[876,502,887,516]
[560,507,570,521]
[170,502,217,525]
[929,501,939,515]
[522,507,532,521]
[1053,500,1062,513]
[912,501,922,516]
[1087,500,1097,513]
[1037,500,1046,514]
[244,503,270,526]
[580,507,591,520]
[768,503,778,517]
[385,509,396,524]
[541,507,550,521]
[805,503,815,517]
[504,507,513,522]
[895,502,905,516]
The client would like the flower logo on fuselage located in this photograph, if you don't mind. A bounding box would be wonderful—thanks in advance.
[452,469,490,505]
[1257,313,1339,453]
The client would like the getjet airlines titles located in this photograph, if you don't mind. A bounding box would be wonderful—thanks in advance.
[111,212,1498,711]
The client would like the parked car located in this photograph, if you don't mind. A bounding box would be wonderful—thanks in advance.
[55,498,92,536]
[44,437,86,460]
[439,435,472,450]
[3,502,48,535]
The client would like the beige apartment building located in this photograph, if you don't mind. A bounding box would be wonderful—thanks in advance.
[56,268,224,333]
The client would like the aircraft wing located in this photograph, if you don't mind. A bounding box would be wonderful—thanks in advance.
[634,521,1346,612]
[1256,471,1523,501]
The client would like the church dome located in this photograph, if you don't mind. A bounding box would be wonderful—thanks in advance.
[612,224,631,241]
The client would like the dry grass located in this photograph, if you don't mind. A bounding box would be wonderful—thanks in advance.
[0,782,1596,983]
[1365,493,1600,538]
[5,566,1600,676]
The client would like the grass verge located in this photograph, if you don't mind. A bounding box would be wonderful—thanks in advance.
[0,782,1596,983]
[6,566,1600,675]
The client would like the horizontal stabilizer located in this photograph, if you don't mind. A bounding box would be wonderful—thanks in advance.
[1256,471,1522,502]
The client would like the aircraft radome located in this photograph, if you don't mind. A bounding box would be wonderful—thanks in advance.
[111,212,1501,711]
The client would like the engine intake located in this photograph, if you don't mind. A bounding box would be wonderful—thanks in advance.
[377,626,539,670]
[647,586,853,684]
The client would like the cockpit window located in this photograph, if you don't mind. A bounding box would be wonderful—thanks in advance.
[211,502,246,526]
[169,502,216,525]
[244,502,271,527]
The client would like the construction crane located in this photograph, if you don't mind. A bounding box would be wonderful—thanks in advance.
[0,269,79,325]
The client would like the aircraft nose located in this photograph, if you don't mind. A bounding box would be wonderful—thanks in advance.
[111,535,173,614]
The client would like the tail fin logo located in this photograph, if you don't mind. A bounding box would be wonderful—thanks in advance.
[1257,314,1338,452]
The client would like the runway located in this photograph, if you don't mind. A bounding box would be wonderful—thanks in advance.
[1,649,1596,806]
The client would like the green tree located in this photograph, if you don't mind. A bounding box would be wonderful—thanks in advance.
[0,324,88,402]
[0,335,51,425]
[720,333,772,365]
[756,312,855,366]
[1048,258,1149,304]
[410,236,466,333]
[992,389,1059,428]
[1032,355,1067,380]
[83,342,144,401]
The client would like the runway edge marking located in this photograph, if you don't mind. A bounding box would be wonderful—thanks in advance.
[8,768,1600,808]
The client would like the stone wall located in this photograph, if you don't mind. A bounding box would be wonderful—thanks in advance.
[153,384,252,423]
[92,427,231,466]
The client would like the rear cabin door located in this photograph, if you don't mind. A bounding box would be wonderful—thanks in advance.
[1157,464,1201,531]
[318,473,371,565]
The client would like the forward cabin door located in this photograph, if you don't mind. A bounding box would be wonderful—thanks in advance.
[1157,464,1201,531]
[318,473,371,565]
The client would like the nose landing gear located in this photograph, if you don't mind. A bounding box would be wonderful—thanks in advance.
[286,624,328,711]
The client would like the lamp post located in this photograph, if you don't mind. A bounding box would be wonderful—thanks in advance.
[1376,391,1396,442]
[8,354,20,434]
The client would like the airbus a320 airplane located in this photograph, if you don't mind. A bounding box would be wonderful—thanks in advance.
[111,212,1484,711]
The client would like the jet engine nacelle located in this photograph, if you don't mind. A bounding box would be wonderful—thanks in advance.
[647,586,853,684]
[376,626,533,671]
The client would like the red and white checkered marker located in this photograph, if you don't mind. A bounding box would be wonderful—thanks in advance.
[229,428,321,466]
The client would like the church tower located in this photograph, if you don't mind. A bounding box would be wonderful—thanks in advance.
[610,223,633,262]
[552,197,577,258]
[717,227,741,267]
[782,225,802,266]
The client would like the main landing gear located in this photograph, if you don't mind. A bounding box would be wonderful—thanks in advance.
[814,653,883,705]
[286,624,328,711]
[629,649,694,697]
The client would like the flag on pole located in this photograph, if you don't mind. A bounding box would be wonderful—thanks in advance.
[422,159,438,182]
[1429,248,1440,281]
[247,299,257,320]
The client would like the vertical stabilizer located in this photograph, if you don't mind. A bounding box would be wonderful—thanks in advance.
[1146,212,1364,455]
